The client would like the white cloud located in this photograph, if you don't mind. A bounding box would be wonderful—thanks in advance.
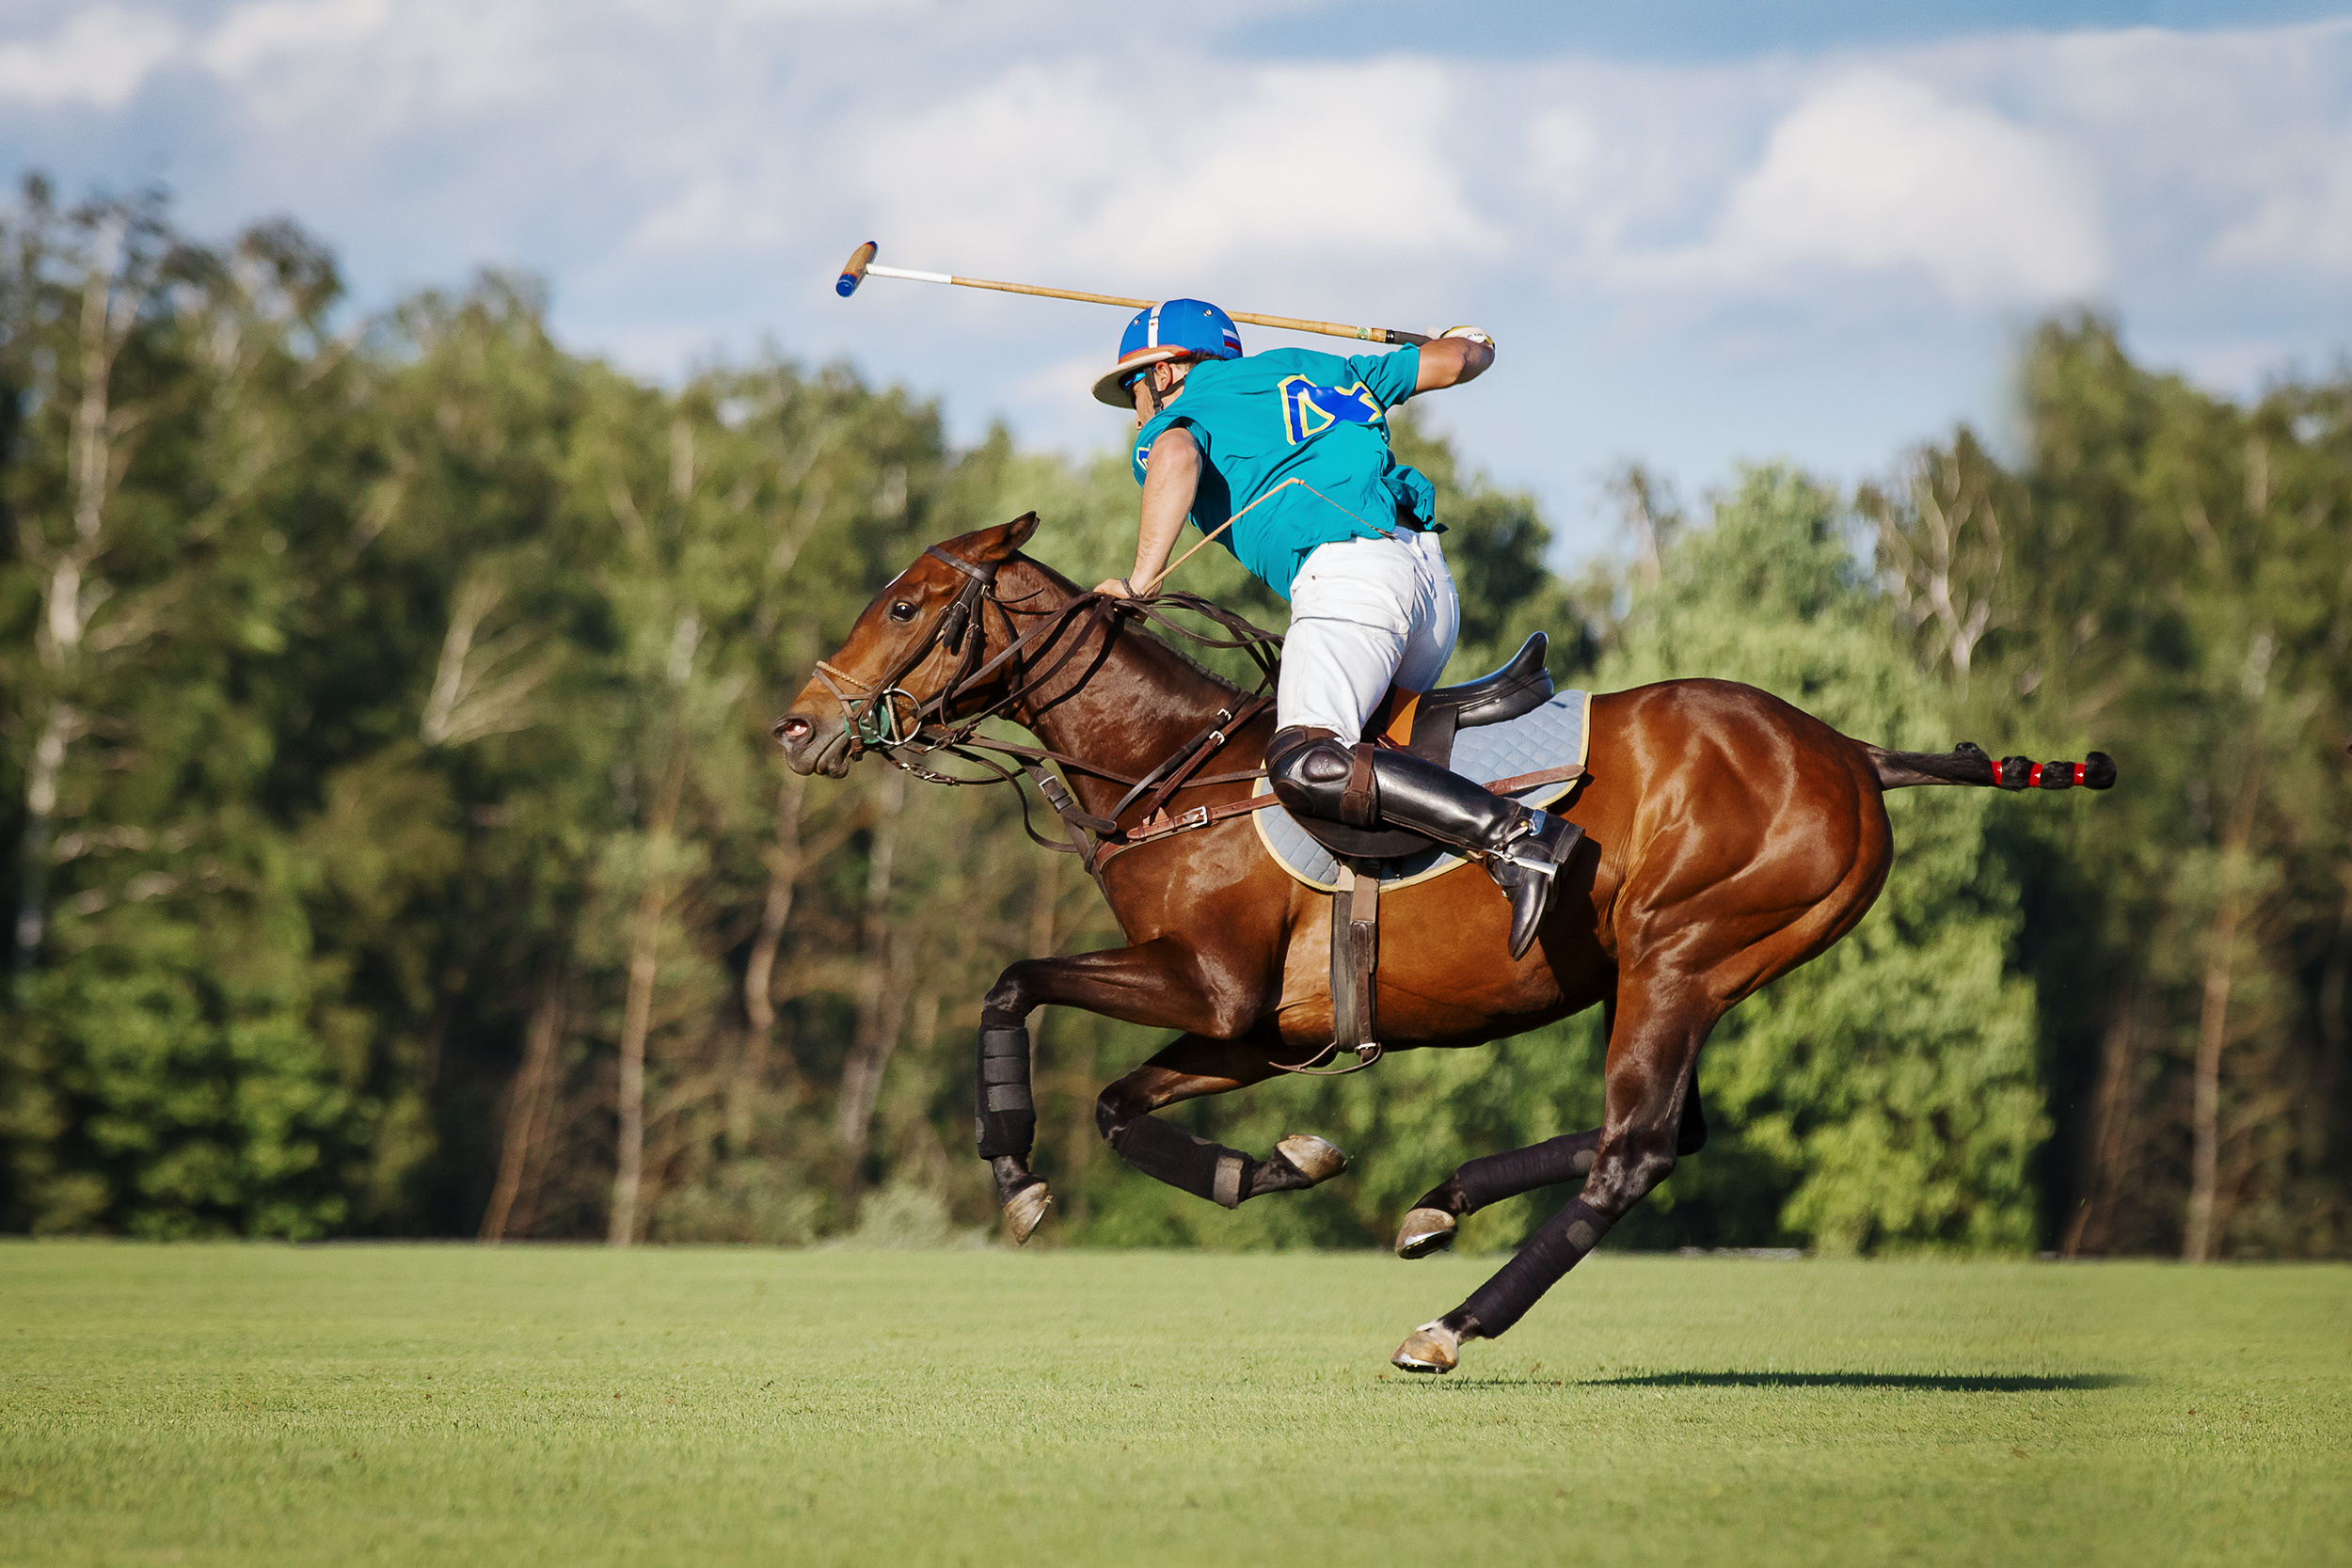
[1685,70,2106,302]
[1525,106,1600,201]
[0,7,181,109]
[1,5,2346,558]
[853,59,1502,282]
[2206,114,2352,271]
[198,0,389,77]
[196,0,561,123]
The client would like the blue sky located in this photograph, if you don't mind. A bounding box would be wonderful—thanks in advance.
[1236,1,2350,58]
[3,1,2348,562]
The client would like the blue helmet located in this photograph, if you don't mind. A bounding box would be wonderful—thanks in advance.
[1091,298,1243,406]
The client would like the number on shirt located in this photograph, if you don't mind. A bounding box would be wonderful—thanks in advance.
[1279,377,1385,446]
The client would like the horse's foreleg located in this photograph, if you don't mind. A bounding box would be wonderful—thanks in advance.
[1393,1129,1604,1259]
[1094,1035,1346,1209]
[1395,970,1722,1371]
[975,939,1236,1241]
[1396,1022,1708,1257]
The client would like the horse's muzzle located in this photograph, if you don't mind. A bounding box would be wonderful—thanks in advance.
[772,709,854,778]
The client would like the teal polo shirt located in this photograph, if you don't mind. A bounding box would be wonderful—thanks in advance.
[1130,344,1438,598]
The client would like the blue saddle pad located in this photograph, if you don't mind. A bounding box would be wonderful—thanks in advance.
[1252,690,1591,891]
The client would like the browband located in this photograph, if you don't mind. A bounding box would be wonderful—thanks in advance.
[924,546,999,583]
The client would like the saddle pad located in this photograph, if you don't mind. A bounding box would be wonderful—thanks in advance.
[1254,689,1591,892]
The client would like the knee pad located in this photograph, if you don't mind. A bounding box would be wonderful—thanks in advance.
[1266,726,1373,826]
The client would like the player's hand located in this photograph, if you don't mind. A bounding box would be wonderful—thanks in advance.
[1093,578,1136,599]
[1416,329,1496,391]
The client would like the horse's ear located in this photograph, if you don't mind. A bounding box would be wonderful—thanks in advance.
[963,511,1039,564]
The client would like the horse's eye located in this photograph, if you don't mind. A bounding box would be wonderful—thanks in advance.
[888,600,917,623]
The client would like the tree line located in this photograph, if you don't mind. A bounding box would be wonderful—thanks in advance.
[2,183,2344,1257]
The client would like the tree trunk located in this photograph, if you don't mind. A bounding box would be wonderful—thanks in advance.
[17,250,133,981]
[2063,984,2141,1258]
[609,755,687,1247]
[13,703,72,980]
[739,771,809,1125]
[2316,878,2351,1168]
[482,974,568,1242]
[834,771,906,1216]
[2185,779,2261,1262]
[836,938,914,1203]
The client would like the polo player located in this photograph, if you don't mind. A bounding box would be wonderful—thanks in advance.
[1092,300,1578,958]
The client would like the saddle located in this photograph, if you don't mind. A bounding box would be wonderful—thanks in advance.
[1261,632,1581,1074]
[1294,632,1557,862]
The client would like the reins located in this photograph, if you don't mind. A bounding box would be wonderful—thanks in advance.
[807,545,1285,863]
[818,471,1397,832]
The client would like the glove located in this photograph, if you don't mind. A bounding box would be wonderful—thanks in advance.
[1438,325,1497,351]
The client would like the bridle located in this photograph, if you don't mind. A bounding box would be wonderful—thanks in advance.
[809,545,1004,757]
[801,542,1284,856]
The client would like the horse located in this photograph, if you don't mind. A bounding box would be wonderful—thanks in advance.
[771,513,2113,1372]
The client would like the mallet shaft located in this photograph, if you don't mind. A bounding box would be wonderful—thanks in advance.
[865,263,960,287]
[1232,309,1428,348]
[870,264,1144,308]
[844,245,1428,347]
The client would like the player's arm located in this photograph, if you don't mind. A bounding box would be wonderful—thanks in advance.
[1413,329,1496,393]
[1094,426,1200,598]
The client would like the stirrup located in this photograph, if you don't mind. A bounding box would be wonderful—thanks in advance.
[1494,809,1575,873]
[1485,810,1580,960]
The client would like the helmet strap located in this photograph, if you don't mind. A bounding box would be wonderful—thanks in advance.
[1144,358,1192,419]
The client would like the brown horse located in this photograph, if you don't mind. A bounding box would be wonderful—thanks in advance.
[772,514,2110,1372]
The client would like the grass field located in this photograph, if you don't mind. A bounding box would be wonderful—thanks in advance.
[2,1243,2345,1566]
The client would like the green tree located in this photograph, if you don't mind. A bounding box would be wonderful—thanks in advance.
[1868,316,2352,1258]
[1,188,381,1236]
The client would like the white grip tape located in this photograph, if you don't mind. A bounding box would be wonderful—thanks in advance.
[866,264,954,285]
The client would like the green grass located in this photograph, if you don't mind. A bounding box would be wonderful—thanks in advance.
[2,1243,2345,1566]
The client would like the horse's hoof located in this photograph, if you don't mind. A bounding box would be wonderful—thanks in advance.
[1394,1207,1457,1259]
[1391,1320,1460,1374]
[1001,1180,1051,1244]
[1275,1134,1348,1185]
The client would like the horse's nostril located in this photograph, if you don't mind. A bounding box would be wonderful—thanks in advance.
[777,717,811,743]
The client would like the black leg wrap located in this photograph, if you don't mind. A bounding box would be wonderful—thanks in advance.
[1423,1131,1602,1215]
[1101,1107,1256,1210]
[975,1024,1035,1161]
[1454,1196,1613,1339]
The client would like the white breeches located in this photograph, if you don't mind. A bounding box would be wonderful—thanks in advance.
[1277,528,1459,737]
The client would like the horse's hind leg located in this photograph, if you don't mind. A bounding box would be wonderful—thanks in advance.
[1094,1035,1349,1209]
[1394,969,1722,1371]
[1396,1030,1708,1258]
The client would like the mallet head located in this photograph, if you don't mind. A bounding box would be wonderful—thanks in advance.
[836,241,878,298]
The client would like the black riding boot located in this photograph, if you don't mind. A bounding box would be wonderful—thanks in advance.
[1266,727,1581,959]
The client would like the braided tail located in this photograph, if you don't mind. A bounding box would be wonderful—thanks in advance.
[1866,738,2117,793]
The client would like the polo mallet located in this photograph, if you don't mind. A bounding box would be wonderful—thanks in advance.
[834,241,1432,347]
